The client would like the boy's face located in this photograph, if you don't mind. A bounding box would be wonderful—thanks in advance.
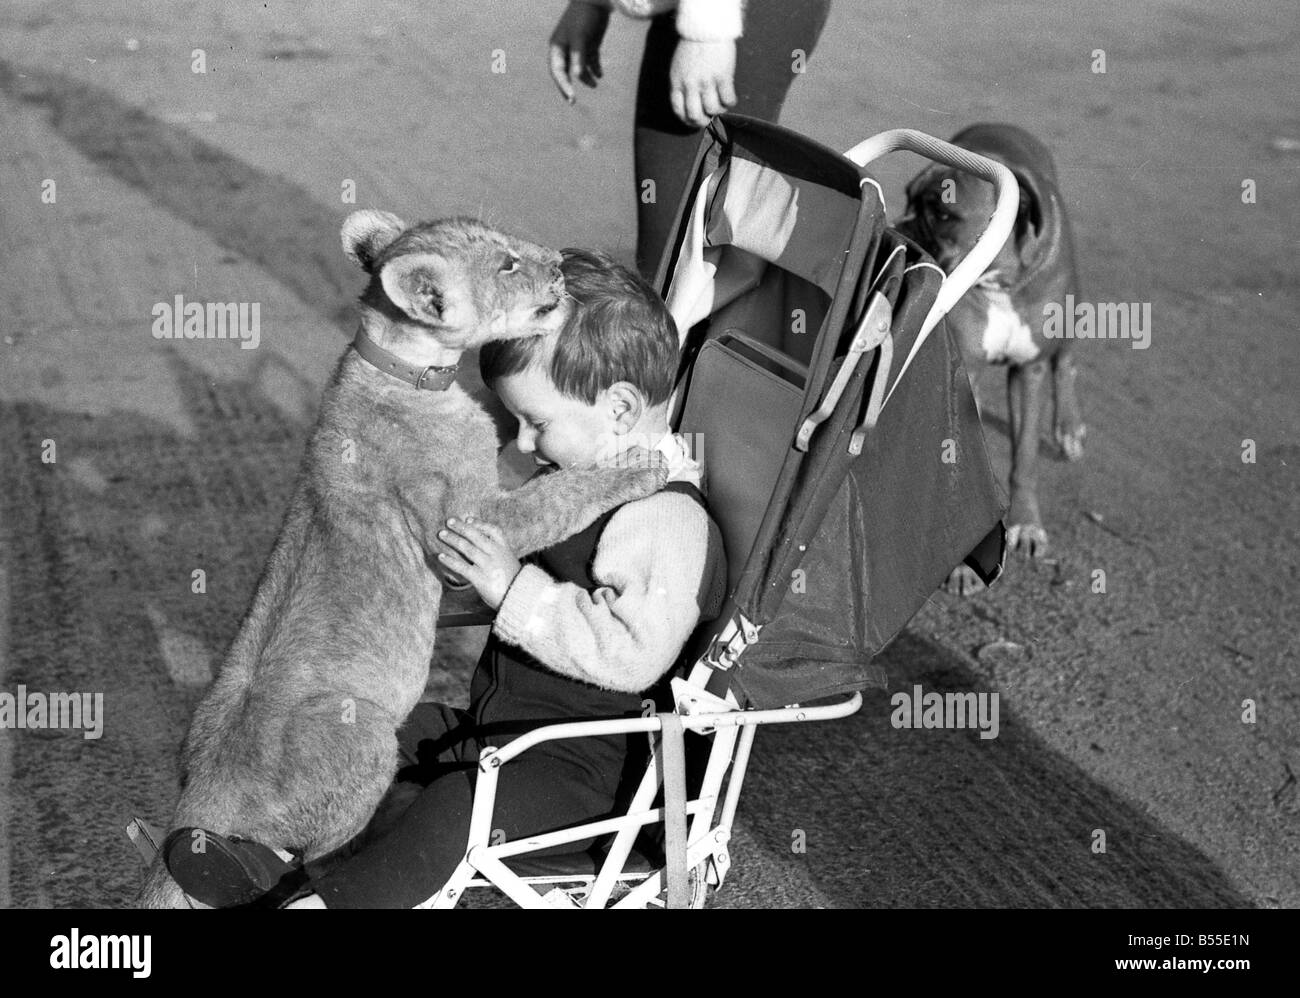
[492,366,617,470]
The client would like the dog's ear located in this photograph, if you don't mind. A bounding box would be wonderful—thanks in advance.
[379,253,449,325]
[342,210,406,272]
[1010,168,1047,267]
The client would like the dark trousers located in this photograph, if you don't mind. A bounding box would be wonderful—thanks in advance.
[310,702,632,908]
[633,0,833,277]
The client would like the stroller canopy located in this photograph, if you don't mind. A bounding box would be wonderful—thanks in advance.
[663,115,1006,709]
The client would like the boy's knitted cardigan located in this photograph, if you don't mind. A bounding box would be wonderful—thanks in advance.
[581,0,744,43]
[492,432,712,695]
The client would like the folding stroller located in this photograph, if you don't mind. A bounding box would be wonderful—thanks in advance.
[126,116,1017,908]
[422,116,1014,909]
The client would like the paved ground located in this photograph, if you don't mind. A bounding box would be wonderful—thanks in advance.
[0,0,1296,908]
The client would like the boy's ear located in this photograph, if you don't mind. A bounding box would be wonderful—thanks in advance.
[607,382,645,431]
[342,210,406,272]
[380,252,451,325]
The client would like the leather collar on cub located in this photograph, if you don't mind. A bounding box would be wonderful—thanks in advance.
[352,329,460,391]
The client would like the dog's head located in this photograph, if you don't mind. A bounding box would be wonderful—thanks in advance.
[899,155,1048,289]
[342,211,570,350]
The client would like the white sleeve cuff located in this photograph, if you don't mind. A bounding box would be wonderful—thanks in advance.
[675,0,744,41]
[492,564,558,648]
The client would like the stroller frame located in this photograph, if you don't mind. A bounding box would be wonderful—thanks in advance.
[420,681,862,909]
[418,125,1018,910]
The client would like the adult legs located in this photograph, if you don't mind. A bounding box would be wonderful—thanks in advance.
[632,0,833,277]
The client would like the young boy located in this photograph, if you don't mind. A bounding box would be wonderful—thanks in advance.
[166,248,726,908]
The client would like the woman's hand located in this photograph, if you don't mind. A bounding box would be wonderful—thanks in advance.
[437,517,522,610]
[549,1,611,104]
[669,39,737,127]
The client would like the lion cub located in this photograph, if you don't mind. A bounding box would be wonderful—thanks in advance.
[136,212,667,907]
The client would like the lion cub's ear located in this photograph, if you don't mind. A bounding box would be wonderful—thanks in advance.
[380,253,451,325]
[341,210,406,272]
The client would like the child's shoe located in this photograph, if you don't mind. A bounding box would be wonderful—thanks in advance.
[163,827,309,908]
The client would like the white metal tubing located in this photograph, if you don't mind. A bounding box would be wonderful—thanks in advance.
[480,800,708,861]
[462,866,656,887]
[464,874,601,888]
[611,866,669,910]
[422,860,477,910]
[720,720,758,832]
[687,725,739,844]
[482,717,663,768]
[685,660,723,690]
[443,695,861,908]
[483,692,863,767]
[585,759,664,910]
[609,831,728,910]
[589,721,734,907]
[465,749,502,849]
[842,128,1019,345]
[466,849,571,909]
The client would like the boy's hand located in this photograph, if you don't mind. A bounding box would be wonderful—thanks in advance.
[669,39,737,128]
[437,517,521,610]
[549,1,610,104]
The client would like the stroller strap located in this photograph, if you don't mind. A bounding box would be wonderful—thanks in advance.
[660,712,689,908]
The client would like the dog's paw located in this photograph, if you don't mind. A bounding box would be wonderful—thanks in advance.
[1055,421,1086,462]
[1006,521,1049,558]
[943,564,987,597]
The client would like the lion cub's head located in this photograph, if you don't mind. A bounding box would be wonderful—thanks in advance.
[342,211,570,351]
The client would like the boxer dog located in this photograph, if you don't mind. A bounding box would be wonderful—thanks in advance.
[898,123,1086,594]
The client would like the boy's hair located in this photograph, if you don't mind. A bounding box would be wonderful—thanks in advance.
[479,248,678,407]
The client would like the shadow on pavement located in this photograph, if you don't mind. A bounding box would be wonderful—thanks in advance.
[725,628,1251,907]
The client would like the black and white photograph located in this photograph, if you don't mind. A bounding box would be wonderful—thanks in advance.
[0,0,1293,963]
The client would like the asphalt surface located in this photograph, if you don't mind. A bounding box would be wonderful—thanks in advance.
[0,0,1296,908]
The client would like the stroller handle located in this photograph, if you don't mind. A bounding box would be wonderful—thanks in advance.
[843,129,1019,405]
[844,128,1019,335]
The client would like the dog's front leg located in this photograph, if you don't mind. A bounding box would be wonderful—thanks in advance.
[1006,357,1050,557]
[1051,345,1086,462]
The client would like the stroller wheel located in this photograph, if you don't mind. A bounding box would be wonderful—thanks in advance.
[687,864,712,909]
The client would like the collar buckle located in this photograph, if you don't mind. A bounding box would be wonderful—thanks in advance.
[352,328,460,391]
[415,365,458,391]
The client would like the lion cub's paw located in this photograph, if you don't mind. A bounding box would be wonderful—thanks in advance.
[605,445,670,496]
[610,445,662,468]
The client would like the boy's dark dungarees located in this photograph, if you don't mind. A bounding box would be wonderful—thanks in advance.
[311,481,725,908]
